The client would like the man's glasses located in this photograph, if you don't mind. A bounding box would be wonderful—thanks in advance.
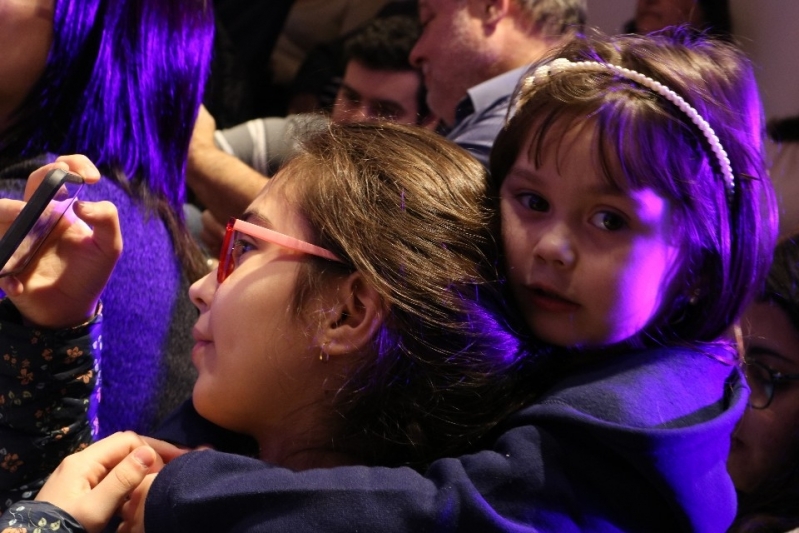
[743,358,799,409]
[217,217,345,284]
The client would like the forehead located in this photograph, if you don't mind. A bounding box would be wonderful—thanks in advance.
[252,169,296,206]
[744,301,799,365]
[343,61,420,98]
[519,113,630,191]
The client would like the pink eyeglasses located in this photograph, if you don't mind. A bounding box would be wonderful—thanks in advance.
[217,217,345,283]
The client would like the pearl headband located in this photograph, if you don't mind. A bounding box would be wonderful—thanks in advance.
[521,58,735,201]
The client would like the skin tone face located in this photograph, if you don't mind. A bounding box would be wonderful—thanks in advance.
[500,121,679,347]
[634,0,705,34]
[728,301,799,493]
[188,172,346,468]
[331,60,423,125]
[0,0,54,130]
[410,0,495,127]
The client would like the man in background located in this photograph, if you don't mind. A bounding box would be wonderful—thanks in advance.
[410,0,586,166]
[187,14,431,248]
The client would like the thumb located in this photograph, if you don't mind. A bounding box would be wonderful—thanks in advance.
[81,446,157,531]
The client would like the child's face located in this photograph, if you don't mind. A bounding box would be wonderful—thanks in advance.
[188,176,334,450]
[499,122,679,347]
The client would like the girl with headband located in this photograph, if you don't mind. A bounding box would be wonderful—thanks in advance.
[0,29,777,533]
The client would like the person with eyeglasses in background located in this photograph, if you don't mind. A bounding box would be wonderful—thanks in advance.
[728,233,799,533]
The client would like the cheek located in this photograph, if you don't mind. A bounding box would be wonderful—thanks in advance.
[600,244,676,340]
[500,211,529,274]
[731,409,798,491]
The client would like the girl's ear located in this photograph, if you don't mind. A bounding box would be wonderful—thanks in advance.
[318,271,385,357]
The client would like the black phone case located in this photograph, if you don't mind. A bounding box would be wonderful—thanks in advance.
[0,169,85,277]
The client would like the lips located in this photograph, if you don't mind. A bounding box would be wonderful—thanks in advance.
[526,284,580,313]
[192,326,211,343]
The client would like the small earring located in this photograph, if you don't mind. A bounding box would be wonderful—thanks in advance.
[319,343,330,363]
[688,288,701,305]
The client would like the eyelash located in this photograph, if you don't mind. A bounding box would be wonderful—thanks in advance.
[518,193,628,231]
[518,193,549,212]
[589,211,627,231]
[231,238,257,265]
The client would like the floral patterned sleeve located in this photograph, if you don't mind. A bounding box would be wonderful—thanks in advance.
[0,299,101,514]
[0,501,86,533]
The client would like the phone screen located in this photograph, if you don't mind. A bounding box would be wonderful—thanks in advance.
[0,170,84,278]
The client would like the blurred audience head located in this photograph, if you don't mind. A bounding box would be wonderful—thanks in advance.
[331,15,432,126]
[728,233,799,532]
[628,0,732,38]
[410,0,586,126]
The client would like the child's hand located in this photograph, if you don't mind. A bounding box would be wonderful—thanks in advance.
[0,154,123,329]
[35,432,163,533]
[117,472,155,533]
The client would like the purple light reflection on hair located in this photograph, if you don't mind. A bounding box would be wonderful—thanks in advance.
[7,0,213,215]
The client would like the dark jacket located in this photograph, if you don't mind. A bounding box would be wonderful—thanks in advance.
[145,345,743,532]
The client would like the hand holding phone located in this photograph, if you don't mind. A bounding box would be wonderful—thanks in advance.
[0,155,122,329]
[0,168,84,277]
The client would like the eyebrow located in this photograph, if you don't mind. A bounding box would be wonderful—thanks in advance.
[339,83,361,97]
[340,83,406,114]
[240,210,273,229]
[747,345,794,366]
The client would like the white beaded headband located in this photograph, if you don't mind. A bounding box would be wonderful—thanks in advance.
[521,57,735,201]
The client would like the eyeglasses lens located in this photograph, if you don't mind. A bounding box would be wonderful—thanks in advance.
[217,221,236,284]
[744,362,773,409]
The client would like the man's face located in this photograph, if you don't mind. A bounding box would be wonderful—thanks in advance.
[409,0,492,126]
[331,60,423,125]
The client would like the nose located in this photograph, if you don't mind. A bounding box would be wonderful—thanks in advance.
[533,222,576,268]
[409,38,424,69]
[340,104,370,124]
[189,270,217,313]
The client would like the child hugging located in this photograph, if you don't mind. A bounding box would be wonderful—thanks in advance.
[485,29,777,530]
[0,30,779,533]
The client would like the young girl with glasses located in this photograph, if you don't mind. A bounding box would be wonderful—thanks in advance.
[0,29,778,533]
[728,233,799,532]
[0,122,522,527]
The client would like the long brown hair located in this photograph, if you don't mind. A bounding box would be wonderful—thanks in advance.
[284,122,524,467]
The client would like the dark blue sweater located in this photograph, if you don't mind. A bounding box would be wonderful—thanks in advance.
[145,346,743,532]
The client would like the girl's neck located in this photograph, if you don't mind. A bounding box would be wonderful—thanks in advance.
[256,434,360,470]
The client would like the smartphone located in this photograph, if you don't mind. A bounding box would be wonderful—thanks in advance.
[0,168,85,278]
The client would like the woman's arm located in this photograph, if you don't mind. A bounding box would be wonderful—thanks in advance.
[0,155,123,509]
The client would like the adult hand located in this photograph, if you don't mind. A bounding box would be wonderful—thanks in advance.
[0,154,123,329]
[34,432,164,533]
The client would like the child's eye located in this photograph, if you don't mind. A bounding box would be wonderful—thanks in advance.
[231,238,257,266]
[589,211,626,231]
[519,193,549,212]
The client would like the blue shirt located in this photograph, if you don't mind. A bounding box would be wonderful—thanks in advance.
[445,66,529,169]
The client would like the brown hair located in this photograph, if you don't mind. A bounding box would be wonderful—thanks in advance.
[490,29,777,347]
[282,122,522,467]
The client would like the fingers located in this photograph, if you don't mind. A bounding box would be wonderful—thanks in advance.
[85,447,156,518]
[0,274,23,297]
[68,447,157,533]
[72,200,123,259]
[53,154,102,184]
[118,473,155,533]
[24,155,101,199]
[0,198,25,225]
[140,437,191,465]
